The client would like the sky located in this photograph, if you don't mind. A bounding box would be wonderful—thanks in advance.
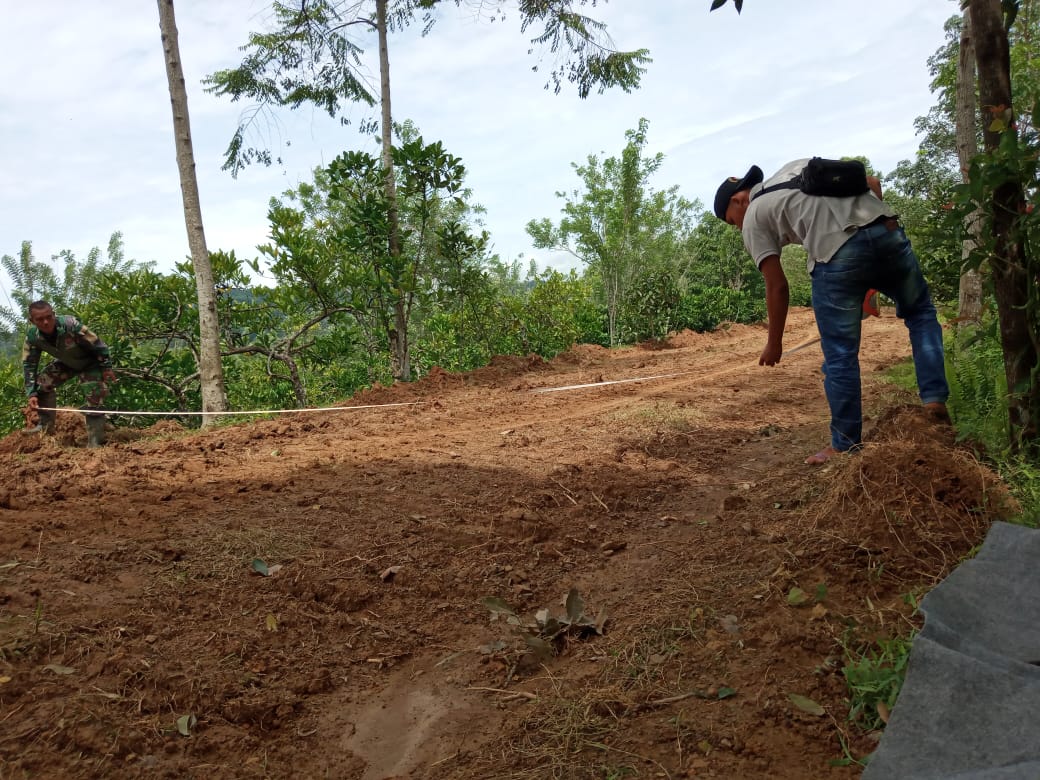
[0,0,959,304]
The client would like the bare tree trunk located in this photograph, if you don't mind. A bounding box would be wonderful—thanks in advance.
[955,6,983,323]
[968,0,1039,454]
[375,0,410,381]
[157,0,227,424]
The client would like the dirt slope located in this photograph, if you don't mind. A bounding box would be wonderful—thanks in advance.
[0,308,1014,779]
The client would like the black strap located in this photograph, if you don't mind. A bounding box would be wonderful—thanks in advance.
[750,177,802,202]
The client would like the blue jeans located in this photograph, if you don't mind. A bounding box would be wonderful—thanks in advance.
[810,221,949,452]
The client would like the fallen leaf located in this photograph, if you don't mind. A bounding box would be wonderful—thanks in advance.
[0,676,11,684]
[788,693,825,716]
[810,603,829,620]
[176,713,197,736]
[877,701,891,724]
[787,586,810,606]
[565,589,585,623]
[43,664,76,675]
[717,687,737,699]
[481,597,517,619]
[251,558,270,576]
[524,635,554,662]
[265,614,278,632]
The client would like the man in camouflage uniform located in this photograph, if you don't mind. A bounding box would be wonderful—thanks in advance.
[22,300,116,447]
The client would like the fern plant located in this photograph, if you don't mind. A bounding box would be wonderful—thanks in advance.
[946,321,1009,452]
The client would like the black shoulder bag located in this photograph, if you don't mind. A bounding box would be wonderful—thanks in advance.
[751,157,870,201]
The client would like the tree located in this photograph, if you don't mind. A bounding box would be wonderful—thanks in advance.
[955,7,984,322]
[682,211,761,295]
[247,124,481,385]
[204,0,648,377]
[157,0,228,424]
[527,119,695,345]
[963,0,1038,454]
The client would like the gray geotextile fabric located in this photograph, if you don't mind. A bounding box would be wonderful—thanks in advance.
[863,522,1040,780]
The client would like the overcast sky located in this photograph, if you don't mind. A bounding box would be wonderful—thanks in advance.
[1,0,958,304]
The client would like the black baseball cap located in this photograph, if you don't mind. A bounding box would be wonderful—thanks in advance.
[713,165,764,220]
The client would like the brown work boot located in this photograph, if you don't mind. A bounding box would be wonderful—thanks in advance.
[924,402,951,425]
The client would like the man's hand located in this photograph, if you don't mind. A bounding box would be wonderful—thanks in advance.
[22,396,39,429]
[102,369,117,384]
[759,341,783,366]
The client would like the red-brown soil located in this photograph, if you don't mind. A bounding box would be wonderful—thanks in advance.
[0,308,1015,779]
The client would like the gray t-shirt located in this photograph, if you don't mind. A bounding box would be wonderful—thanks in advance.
[740,158,897,273]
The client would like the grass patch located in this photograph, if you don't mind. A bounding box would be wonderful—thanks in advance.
[841,632,913,732]
[610,401,705,432]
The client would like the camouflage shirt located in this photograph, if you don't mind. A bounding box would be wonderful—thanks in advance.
[22,315,113,397]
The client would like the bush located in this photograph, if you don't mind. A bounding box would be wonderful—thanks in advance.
[674,287,766,333]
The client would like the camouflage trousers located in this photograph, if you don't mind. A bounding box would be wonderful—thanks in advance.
[36,362,110,409]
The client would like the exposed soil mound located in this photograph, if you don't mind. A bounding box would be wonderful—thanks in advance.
[800,406,1016,589]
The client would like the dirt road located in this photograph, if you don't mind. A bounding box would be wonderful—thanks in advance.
[0,308,1008,779]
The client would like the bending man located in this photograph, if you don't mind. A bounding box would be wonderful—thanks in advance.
[22,300,116,447]
[713,160,949,464]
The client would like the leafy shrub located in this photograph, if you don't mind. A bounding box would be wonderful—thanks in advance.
[674,287,766,333]
[617,268,681,343]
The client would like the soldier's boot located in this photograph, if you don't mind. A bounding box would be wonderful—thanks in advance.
[31,390,57,434]
[85,412,107,448]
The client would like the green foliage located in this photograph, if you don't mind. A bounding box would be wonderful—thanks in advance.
[842,633,914,733]
[0,234,139,333]
[504,0,649,97]
[528,119,696,346]
[998,456,1040,528]
[0,360,24,433]
[87,265,206,417]
[617,267,680,343]
[674,287,765,333]
[946,322,1011,450]
[942,319,1040,527]
[682,211,760,296]
[203,0,376,176]
[780,245,813,307]
[415,269,604,372]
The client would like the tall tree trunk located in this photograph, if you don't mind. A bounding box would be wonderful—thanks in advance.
[955,7,984,323]
[968,0,1039,454]
[157,0,228,423]
[375,0,409,381]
